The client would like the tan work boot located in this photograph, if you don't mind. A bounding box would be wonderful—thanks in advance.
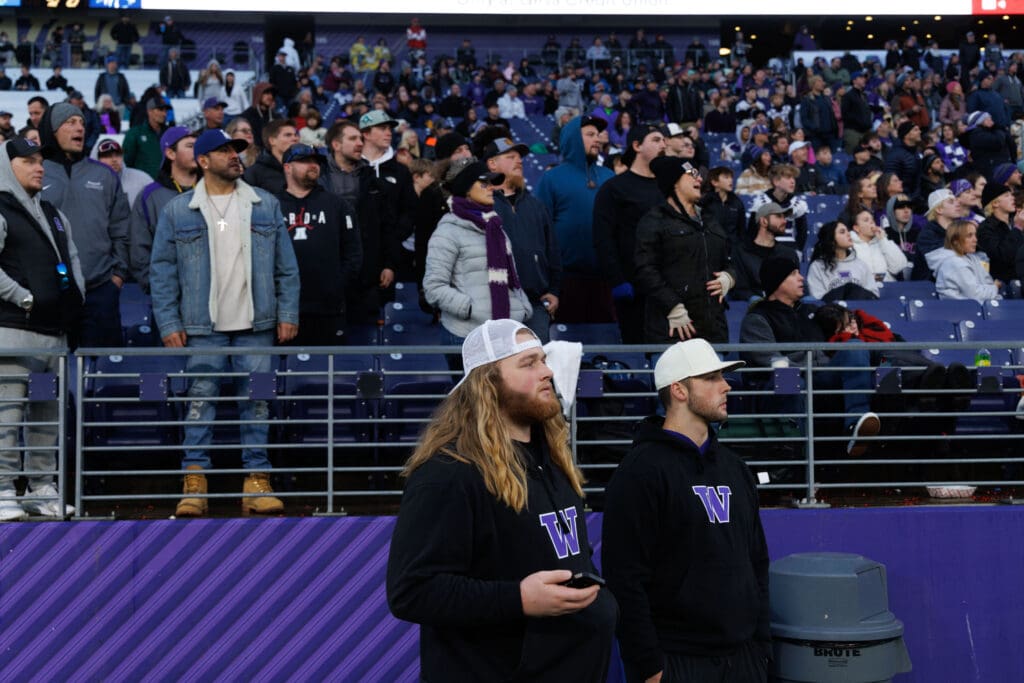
[176,465,208,517]
[242,472,284,516]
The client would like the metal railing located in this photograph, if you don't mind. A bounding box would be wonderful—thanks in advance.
[58,340,1024,517]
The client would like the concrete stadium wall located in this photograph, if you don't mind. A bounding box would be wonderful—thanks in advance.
[0,506,1019,681]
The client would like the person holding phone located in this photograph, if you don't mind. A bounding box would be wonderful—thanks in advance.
[603,339,771,682]
[387,319,617,682]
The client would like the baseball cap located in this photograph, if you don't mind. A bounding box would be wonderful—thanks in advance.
[202,97,228,110]
[578,114,607,132]
[654,339,744,390]
[282,143,326,164]
[445,159,505,197]
[788,140,810,154]
[5,136,41,159]
[358,110,398,130]
[750,124,770,137]
[146,97,170,111]
[927,188,955,215]
[755,201,791,221]
[96,139,122,156]
[194,128,248,157]
[0,110,10,117]
[454,319,542,390]
[661,122,686,138]
[482,137,530,160]
[160,126,193,154]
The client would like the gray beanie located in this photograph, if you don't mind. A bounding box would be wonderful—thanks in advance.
[49,102,82,131]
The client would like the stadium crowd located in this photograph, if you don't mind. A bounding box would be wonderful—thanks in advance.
[0,16,1022,518]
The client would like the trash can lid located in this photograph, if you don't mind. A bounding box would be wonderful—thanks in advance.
[769,552,906,641]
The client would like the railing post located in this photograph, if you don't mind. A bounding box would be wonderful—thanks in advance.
[74,353,84,516]
[57,351,66,516]
[803,350,817,500]
[326,353,335,514]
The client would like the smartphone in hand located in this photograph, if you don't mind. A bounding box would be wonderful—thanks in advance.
[562,571,606,589]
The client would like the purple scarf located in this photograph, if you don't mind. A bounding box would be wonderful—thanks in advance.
[451,195,521,320]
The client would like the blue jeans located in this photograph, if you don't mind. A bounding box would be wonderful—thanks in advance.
[525,303,552,344]
[115,45,132,69]
[819,346,873,429]
[440,327,465,374]
[183,329,275,470]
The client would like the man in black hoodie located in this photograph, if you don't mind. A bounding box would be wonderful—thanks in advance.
[603,337,769,683]
[388,318,617,682]
[243,119,297,195]
[276,143,362,345]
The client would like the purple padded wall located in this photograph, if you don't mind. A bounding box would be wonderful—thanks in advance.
[1,507,1021,681]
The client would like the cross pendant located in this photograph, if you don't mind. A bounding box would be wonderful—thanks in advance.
[217,219,227,232]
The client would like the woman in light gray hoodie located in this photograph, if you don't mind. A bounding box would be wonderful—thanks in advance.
[934,219,1001,303]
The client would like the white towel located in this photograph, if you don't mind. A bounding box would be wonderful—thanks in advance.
[543,340,583,416]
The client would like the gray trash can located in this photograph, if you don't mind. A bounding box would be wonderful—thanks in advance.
[769,552,912,682]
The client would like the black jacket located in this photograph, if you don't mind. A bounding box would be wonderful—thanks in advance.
[884,141,921,199]
[666,82,703,123]
[592,171,665,288]
[493,188,562,301]
[840,86,873,134]
[634,203,733,344]
[700,190,747,246]
[0,194,83,336]
[602,417,770,681]
[977,215,1023,284]
[967,126,1013,180]
[387,434,618,682]
[276,186,362,316]
[243,151,286,195]
[730,241,800,302]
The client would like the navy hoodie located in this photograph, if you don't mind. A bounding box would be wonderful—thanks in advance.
[387,430,618,682]
[535,116,614,276]
[602,416,770,681]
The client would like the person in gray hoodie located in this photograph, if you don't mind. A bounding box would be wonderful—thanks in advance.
[423,158,532,347]
[39,102,130,347]
[0,137,85,520]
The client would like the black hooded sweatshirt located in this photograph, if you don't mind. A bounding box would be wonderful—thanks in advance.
[387,430,618,682]
[602,416,770,681]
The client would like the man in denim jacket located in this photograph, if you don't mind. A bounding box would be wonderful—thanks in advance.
[151,129,299,518]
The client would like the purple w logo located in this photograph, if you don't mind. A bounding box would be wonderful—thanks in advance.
[539,507,581,559]
[691,485,732,523]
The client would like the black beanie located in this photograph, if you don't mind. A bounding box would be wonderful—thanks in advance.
[759,255,800,297]
[434,132,468,161]
[650,156,700,197]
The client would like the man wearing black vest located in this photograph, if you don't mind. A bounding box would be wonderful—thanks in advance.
[0,137,84,520]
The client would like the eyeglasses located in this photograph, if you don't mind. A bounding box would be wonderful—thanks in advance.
[55,262,70,291]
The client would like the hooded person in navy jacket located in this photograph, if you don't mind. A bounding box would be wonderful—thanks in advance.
[387,319,617,682]
[603,338,771,683]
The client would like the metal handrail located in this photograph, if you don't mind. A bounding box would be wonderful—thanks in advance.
[51,340,1024,516]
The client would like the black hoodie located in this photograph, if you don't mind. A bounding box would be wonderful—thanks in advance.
[387,431,618,682]
[602,416,770,681]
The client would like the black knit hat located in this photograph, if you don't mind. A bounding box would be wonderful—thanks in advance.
[982,182,1011,209]
[759,255,800,297]
[434,132,469,161]
[650,156,702,197]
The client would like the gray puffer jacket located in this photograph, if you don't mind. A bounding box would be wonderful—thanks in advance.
[423,212,532,339]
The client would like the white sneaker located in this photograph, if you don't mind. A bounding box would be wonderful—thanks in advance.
[847,412,881,458]
[0,498,27,522]
[22,484,75,518]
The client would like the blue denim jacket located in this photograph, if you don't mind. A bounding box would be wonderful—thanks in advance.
[150,179,299,337]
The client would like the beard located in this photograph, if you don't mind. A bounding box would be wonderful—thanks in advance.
[687,389,728,423]
[505,173,525,192]
[498,378,561,426]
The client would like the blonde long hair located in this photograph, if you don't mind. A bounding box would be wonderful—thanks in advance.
[402,362,584,512]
